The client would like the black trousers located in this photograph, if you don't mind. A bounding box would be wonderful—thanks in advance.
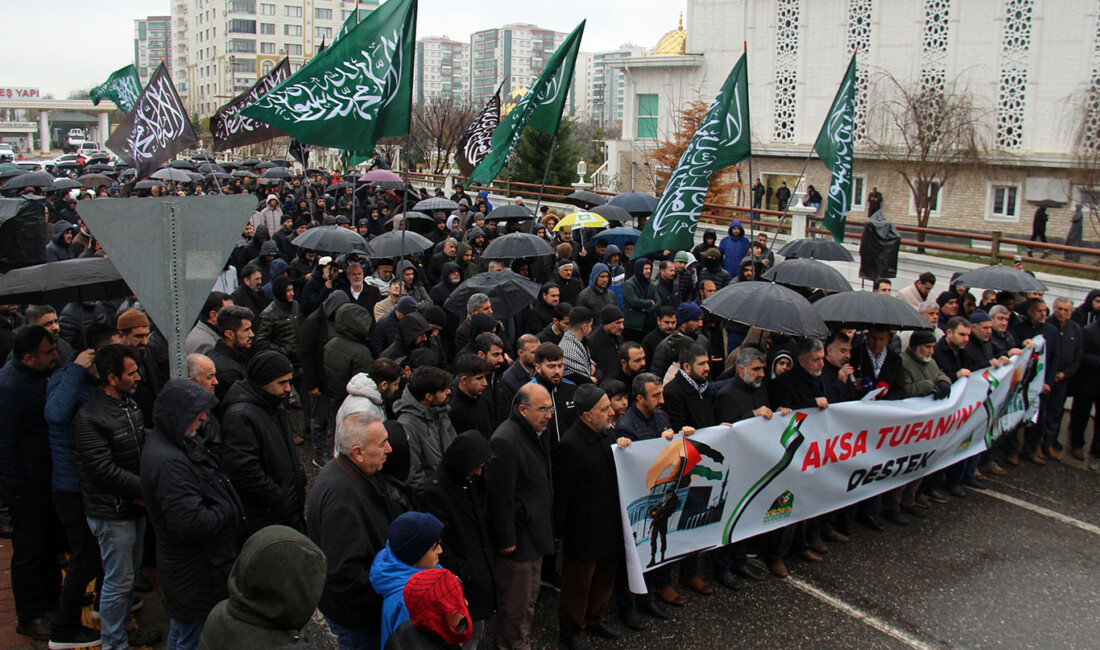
[53,489,103,630]
[10,488,62,624]
[1069,393,1100,455]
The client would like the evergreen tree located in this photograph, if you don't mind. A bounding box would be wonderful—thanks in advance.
[503,118,583,189]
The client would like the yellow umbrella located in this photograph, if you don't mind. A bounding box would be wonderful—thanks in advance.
[553,211,609,231]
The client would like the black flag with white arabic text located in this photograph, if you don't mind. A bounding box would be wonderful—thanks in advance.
[456,87,502,178]
[106,63,197,180]
[211,58,291,151]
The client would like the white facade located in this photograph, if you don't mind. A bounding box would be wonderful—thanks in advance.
[171,0,374,116]
[589,44,647,128]
[470,23,568,105]
[415,37,471,103]
[134,16,172,86]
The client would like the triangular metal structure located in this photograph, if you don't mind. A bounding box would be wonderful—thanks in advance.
[77,195,256,379]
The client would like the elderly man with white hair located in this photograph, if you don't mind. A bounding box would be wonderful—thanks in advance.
[308,411,412,649]
[899,299,944,349]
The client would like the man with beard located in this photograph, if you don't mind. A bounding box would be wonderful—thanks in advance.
[428,238,458,286]
[641,307,678,366]
[118,309,161,428]
[822,332,857,404]
[23,305,75,364]
[72,344,162,649]
[531,343,578,449]
[449,354,497,439]
[588,306,626,381]
[716,347,790,423]
[608,341,646,385]
[208,306,255,403]
[537,303,572,345]
[498,334,539,418]
[577,264,617,318]
[231,265,269,323]
[525,283,561,335]
[652,302,709,378]
[654,261,681,308]
[428,262,464,307]
[380,312,432,366]
[344,262,382,314]
[851,326,906,400]
[394,367,456,491]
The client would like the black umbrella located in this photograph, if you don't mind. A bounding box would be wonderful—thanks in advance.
[291,226,369,253]
[0,169,26,182]
[191,153,216,162]
[762,259,853,293]
[443,270,539,319]
[813,291,930,330]
[0,258,131,304]
[482,232,555,259]
[53,178,82,191]
[186,172,205,183]
[414,197,460,213]
[591,203,632,224]
[778,238,854,262]
[262,168,294,180]
[134,180,165,190]
[563,190,607,210]
[254,161,277,170]
[324,182,352,195]
[366,230,433,258]
[5,171,56,190]
[608,192,658,215]
[231,170,258,179]
[83,163,116,174]
[239,158,261,167]
[951,264,1047,293]
[167,159,196,170]
[487,204,535,221]
[381,212,435,234]
[701,282,829,338]
[151,167,194,182]
[198,163,226,174]
[305,168,325,176]
[270,159,291,167]
[1030,199,1063,209]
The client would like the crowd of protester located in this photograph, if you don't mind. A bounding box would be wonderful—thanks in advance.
[0,162,1096,650]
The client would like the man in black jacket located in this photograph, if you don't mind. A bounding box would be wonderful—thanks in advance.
[219,351,306,534]
[524,282,560,335]
[822,332,858,404]
[1013,298,1062,464]
[208,305,254,403]
[231,264,269,322]
[71,344,162,649]
[1048,298,1083,461]
[532,342,578,449]
[300,291,349,468]
[771,338,828,412]
[449,354,498,438]
[497,334,539,420]
[553,385,623,649]
[588,306,625,382]
[1069,320,1100,469]
[308,410,411,647]
[419,431,497,648]
[716,347,790,423]
[486,383,554,650]
[140,379,245,647]
[851,327,906,400]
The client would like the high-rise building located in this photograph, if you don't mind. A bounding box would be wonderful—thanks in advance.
[589,44,647,129]
[134,16,172,86]
[170,0,375,117]
[415,37,471,104]
[470,23,568,106]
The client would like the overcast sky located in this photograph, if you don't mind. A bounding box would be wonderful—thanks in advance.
[8,0,685,98]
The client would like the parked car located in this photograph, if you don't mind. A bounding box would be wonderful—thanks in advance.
[0,143,13,163]
[12,161,43,172]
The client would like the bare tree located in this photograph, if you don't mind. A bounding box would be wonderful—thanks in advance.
[412,96,479,174]
[865,72,991,244]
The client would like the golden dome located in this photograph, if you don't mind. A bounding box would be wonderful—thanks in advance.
[501,79,530,117]
[652,13,686,56]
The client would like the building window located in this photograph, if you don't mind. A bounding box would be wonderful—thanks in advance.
[987,183,1021,221]
[260,23,274,35]
[228,38,256,53]
[228,19,256,34]
[995,0,1033,149]
[228,0,255,14]
[260,3,274,15]
[262,60,274,75]
[286,44,303,55]
[851,174,867,211]
[261,42,275,54]
[315,27,332,40]
[637,93,658,139]
[908,180,943,218]
[232,58,255,74]
[773,0,801,142]
[285,5,302,18]
[920,0,951,92]
[285,25,302,37]
[315,8,332,20]
[846,0,872,142]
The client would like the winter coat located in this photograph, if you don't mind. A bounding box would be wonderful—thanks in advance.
[576,263,617,317]
[397,260,432,305]
[71,390,146,520]
[141,380,246,622]
[59,301,110,351]
[1071,289,1100,328]
[719,220,749,276]
[770,362,825,411]
[715,376,770,424]
[1052,318,1084,377]
[254,298,301,366]
[622,258,660,332]
[900,347,950,398]
[419,432,496,621]
[307,455,411,633]
[850,344,906,400]
[208,341,249,403]
[394,386,458,491]
[663,372,718,431]
[219,380,306,533]
[251,195,284,235]
[44,362,97,493]
[301,291,349,395]
[230,285,269,323]
[371,544,432,647]
[428,261,464,307]
[1073,321,1100,396]
[552,419,622,561]
[381,313,431,364]
[261,259,291,302]
[45,220,76,263]
[485,409,554,562]
[185,320,220,357]
[0,360,52,497]
[198,525,327,650]
[447,388,497,440]
[324,304,375,404]
[299,266,332,319]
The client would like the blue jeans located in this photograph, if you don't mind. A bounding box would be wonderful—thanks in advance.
[324,617,380,650]
[87,516,145,650]
[167,618,205,650]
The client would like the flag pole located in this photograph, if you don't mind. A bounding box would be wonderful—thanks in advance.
[399,0,417,262]
[533,135,558,219]
[741,42,756,275]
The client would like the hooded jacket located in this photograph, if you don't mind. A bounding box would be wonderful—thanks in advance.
[0,359,53,498]
[301,290,349,394]
[693,229,718,260]
[248,239,282,284]
[254,280,301,365]
[719,220,749,276]
[603,245,626,285]
[370,543,434,646]
[576,262,617,318]
[382,312,432,364]
[397,259,432,305]
[334,373,387,437]
[299,265,331,319]
[261,258,291,302]
[251,194,284,235]
[141,379,246,622]
[419,432,497,621]
[44,362,98,493]
[324,304,375,403]
[622,258,660,332]
[198,525,327,650]
[455,242,479,279]
[219,379,306,533]
[45,220,76,263]
[1072,289,1100,328]
[394,385,458,491]
[428,261,464,306]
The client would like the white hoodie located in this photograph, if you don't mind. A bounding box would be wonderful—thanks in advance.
[334,373,386,457]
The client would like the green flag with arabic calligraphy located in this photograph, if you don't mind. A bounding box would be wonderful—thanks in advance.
[813,53,857,243]
[241,0,416,152]
[466,20,585,187]
[90,65,142,113]
[632,51,751,260]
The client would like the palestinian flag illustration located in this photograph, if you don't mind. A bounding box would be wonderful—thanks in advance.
[722,412,807,543]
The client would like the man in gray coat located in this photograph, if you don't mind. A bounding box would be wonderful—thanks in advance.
[392,366,456,490]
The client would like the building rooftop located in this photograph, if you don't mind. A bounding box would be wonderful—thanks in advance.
[652,14,686,56]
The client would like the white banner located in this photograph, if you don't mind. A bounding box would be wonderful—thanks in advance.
[615,341,1046,593]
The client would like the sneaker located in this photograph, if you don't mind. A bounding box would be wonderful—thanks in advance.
[1089,456,1100,472]
[311,455,329,469]
[48,625,102,649]
[127,627,162,647]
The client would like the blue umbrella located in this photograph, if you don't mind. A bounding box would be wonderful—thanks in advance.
[593,226,641,249]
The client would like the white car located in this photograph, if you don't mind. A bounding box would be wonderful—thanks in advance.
[67,128,86,145]
[0,143,13,163]
[13,161,43,172]
[77,142,103,158]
